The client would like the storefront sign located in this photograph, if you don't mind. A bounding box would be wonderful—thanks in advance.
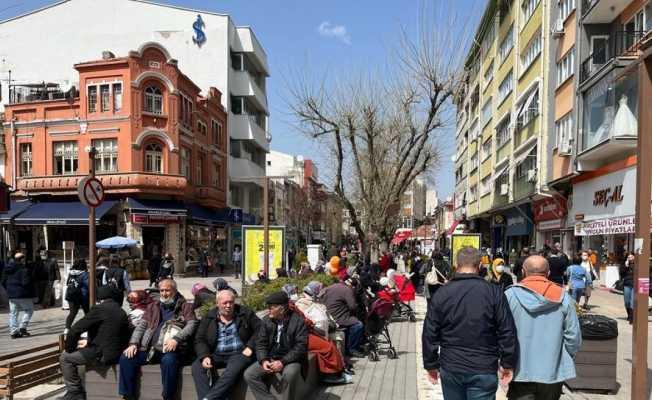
[537,219,563,231]
[131,214,181,224]
[570,167,636,223]
[533,196,567,222]
[131,214,148,224]
[574,215,635,236]
[504,205,533,237]
[593,185,624,208]
[507,216,525,226]
[242,225,286,280]
[451,234,481,269]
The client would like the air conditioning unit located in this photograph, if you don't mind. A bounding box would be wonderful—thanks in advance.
[559,138,573,155]
[552,18,565,37]
[500,184,509,196]
[527,169,537,182]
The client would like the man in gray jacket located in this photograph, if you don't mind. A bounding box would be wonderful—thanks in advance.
[118,279,197,400]
[321,277,364,357]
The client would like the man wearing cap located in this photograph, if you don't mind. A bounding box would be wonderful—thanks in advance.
[243,291,308,400]
[192,289,261,400]
[59,286,129,400]
[1,252,35,339]
[322,272,365,358]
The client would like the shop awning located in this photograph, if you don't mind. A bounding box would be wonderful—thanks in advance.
[125,198,187,216]
[447,220,460,236]
[13,200,117,225]
[0,200,32,224]
[187,203,230,225]
[391,228,413,245]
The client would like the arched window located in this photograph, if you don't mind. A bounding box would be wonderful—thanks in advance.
[144,86,163,115]
[145,142,163,173]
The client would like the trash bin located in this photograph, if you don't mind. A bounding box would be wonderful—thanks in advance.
[566,314,618,392]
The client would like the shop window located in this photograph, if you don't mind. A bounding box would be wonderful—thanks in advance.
[93,139,118,173]
[54,141,78,175]
[20,143,32,177]
[144,85,163,115]
[144,142,163,173]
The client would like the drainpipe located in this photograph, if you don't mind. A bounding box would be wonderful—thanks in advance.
[10,118,16,190]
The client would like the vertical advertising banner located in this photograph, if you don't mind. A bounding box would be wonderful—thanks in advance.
[451,234,481,269]
[242,226,285,281]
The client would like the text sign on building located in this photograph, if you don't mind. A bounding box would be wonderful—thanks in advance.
[574,215,635,236]
[533,196,567,222]
[570,166,636,222]
[593,185,624,208]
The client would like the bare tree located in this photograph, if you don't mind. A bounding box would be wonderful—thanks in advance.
[287,5,470,258]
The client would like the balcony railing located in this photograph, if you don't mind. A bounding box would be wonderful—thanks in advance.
[580,31,647,84]
[581,0,599,17]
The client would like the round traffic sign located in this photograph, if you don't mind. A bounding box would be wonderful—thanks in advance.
[81,178,105,208]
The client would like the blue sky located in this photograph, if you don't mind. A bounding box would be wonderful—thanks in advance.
[1,0,483,199]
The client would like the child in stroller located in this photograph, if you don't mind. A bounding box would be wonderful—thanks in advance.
[378,270,417,322]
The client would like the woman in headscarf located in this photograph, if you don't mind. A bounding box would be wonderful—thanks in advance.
[485,258,514,292]
[126,290,152,328]
[190,283,216,311]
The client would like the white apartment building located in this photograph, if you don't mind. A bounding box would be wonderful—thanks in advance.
[400,177,427,228]
[425,189,439,217]
[265,150,305,186]
[0,0,269,214]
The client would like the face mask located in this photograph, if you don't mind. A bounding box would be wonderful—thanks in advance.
[495,265,505,273]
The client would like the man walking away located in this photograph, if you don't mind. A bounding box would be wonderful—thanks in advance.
[546,246,569,287]
[505,256,581,400]
[41,250,61,308]
[422,246,518,400]
[59,286,129,400]
[2,252,35,339]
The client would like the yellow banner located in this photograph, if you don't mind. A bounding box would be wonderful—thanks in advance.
[242,226,285,280]
[451,234,481,269]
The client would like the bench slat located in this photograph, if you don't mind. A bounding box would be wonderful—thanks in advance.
[0,342,60,363]
[11,354,61,377]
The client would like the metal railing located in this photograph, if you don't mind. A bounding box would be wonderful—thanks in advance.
[580,31,647,83]
[581,0,599,17]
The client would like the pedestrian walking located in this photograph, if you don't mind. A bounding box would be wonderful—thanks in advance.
[505,255,581,400]
[565,255,592,304]
[2,252,36,339]
[546,245,569,287]
[422,246,518,399]
[40,250,61,308]
[64,259,90,335]
[486,258,514,292]
[232,245,242,279]
[620,253,635,324]
[579,250,596,309]
[148,251,162,287]
[33,249,51,306]
[513,247,530,282]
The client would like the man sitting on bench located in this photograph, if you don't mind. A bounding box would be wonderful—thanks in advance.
[192,289,261,400]
[243,291,308,400]
[60,286,129,400]
[118,279,197,400]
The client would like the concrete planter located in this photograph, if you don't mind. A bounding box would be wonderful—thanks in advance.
[566,338,618,392]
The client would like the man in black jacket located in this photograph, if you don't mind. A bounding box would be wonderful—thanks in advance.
[192,290,261,400]
[59,286,129,400]
[243,291,308,400]
[2,253,35,338]
[422,246,518,399]
[546,245,569,286]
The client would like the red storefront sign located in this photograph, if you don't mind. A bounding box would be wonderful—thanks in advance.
[533,196,567,222]
[131,214,181,224]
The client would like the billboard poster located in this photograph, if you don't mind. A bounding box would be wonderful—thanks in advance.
[451,233,481,268]
[242,225,285,281]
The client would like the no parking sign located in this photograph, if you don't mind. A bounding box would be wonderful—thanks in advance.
[77,177,105,208]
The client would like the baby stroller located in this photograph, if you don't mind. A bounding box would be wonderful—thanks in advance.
[391,274,417,322]
[365,297,398,361]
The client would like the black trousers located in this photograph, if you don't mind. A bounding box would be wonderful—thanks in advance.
[66,301,89,329]
[507,381,563,400]
[192,353,254,400]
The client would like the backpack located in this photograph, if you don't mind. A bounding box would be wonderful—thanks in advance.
[102,268,125,292]
[65,273,84,303]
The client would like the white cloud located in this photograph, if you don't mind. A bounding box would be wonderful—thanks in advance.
[317,21,351,45]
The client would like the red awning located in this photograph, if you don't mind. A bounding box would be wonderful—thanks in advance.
[391,229,413,245]
[446,220,460,236]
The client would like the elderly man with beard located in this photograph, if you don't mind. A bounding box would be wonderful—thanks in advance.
[192,290,261,400]
[118,279,197,400]
[244,291,308,400]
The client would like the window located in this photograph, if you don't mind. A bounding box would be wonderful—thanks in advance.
[211,120,223,146]
[197,120,207,136]
[88,86,97,113]
[195,153,204,185]
[469,120,479,141]
[499,25,514,63]
[54,141,78,175]
[480,176,491,196]
[179,95,193,128]
[113,83,122,111]
[231,52,244,71]
[231,96,246,115]
[93,139,117,173]
[100,85,110,112]
[144,86,163,115]
[213,162,222,188]
[517,88,540,128]
[230,139,241,158]
[482,97,492,127]
[555,113,574,154]
[516,150,536,179]
[145,142,163,173]
[484,61,494,88]
[180,148,191,179]
[470,153,479,171]
[521,0,540,24]
[496,115,511,147]
[520,30,542,72]
[559,0,576,21]
[480,24,496,59]
[20,143,32,177]
[647,1,652,32]
[556,47,575,87]
[498,70,513,103]
[469,185,477,202]
[481,138,492,161]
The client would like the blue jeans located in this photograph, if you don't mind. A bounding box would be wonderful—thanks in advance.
[440,368,498,400]
[8,298,34,334]
[119,350,179,400]
[345,321,364,354]
[624,285,634,309]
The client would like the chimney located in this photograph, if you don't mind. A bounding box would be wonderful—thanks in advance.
[102,51,116,60]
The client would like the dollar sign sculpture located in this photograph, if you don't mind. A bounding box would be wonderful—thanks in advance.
[193,15,206,47]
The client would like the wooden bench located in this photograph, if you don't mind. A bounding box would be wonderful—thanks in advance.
[84,353,320,400]
[0,336,65,400]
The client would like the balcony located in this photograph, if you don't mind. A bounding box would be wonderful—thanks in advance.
[231,70,268,112]
[17,173,188,195]
[577,67,638,170]
[582,0,634,23]
[580,31,646,84]
[8,83,71,104]
[194,186,227,209]
[229,156,265,182]
[234,27,269,76]
[230,114,269,151]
